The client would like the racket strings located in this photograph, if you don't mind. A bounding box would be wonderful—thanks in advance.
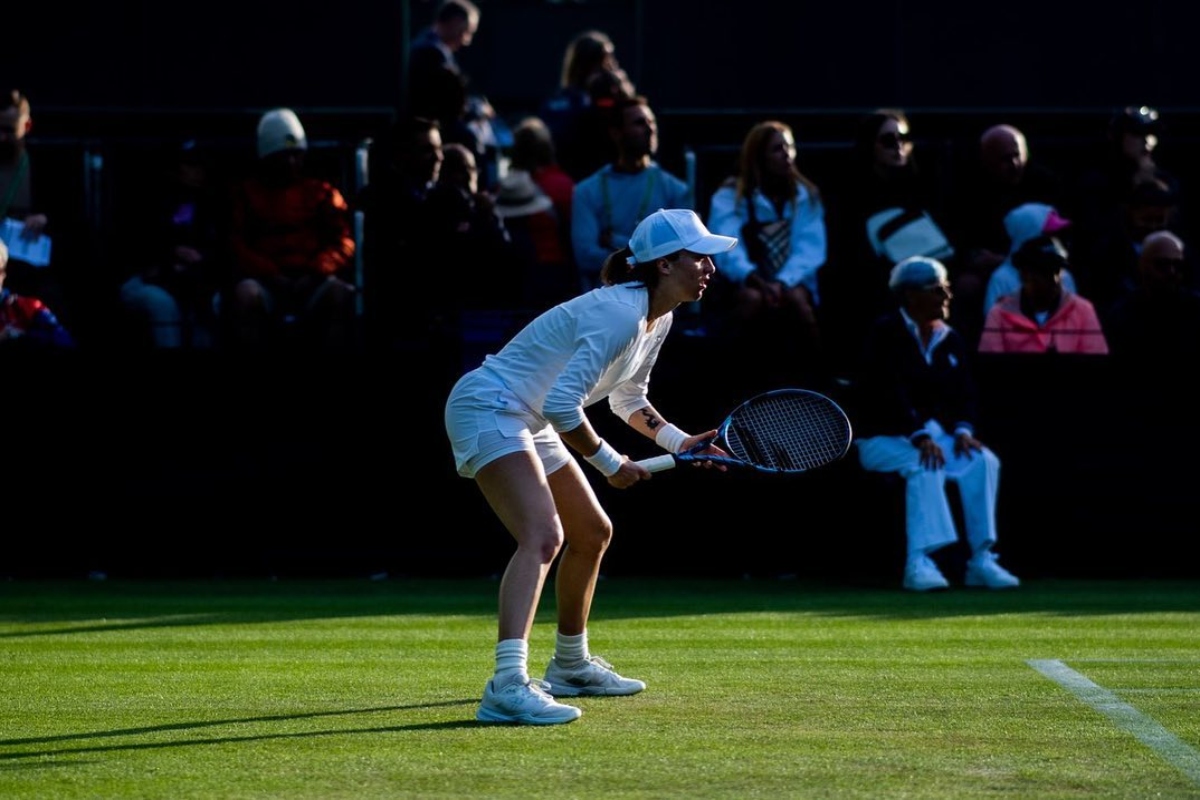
[726,393,851,471]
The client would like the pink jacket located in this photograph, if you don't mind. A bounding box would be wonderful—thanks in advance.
[978,292,1110,354]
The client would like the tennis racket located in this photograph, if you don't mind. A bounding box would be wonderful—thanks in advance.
[635,388,852,475]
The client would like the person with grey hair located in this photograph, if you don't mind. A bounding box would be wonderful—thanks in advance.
[846,255,1019,592]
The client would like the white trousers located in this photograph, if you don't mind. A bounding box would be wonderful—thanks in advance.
[856,420,1000,558]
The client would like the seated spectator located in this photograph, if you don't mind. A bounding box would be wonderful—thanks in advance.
[540,29,632,181]
[0,237,74,349]
[978,235,1108,355]
[1080,174,1182,311]
[557,65,636,183]
[0,89,72,334]
[822,108,951,378]
[358,115,444,350]
[982,202,1078,315]
[492,168,576,310]
[117,139,225,349]
[508,115,575,272]
[944,123,1068,344]
[1073,106,1188,283]
[571,95,691,293]
[1103,229,1200,362]
[224,108,357,353]
[848,256,1018,592]
[425,142,518,311]
[706,120,827,387]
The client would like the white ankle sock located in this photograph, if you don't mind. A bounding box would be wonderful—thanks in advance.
[494,638,528,687]
[555,631,588,666]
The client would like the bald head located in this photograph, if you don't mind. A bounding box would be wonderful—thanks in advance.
[1138,229,1185,292]
[1143,229,1183,254]
[980,124,1028,186]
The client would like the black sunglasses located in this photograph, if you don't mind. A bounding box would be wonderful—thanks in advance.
[877,131,913,148]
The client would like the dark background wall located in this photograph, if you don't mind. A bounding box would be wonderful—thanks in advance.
[10,0,1200,119]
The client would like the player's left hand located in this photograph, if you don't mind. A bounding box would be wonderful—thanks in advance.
[682,429,728,471]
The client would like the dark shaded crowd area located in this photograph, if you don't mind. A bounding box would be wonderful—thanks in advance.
[6,0,1200,583]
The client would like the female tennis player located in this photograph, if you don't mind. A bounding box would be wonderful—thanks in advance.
[445,208,735,725]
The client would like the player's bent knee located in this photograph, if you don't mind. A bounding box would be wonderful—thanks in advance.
[565,517,613,555]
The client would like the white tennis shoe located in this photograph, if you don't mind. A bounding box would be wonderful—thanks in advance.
[965,552,1021,589]
[543,655,646,697]
[903,554,950,592]
[476,678,582,725]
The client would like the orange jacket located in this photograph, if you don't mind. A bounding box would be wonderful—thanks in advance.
[230,177,355,279]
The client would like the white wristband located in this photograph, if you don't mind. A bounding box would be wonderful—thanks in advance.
[654,423,689,454]
[584,440,623,477]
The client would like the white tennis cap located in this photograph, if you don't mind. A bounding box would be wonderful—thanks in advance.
[888,255,948,291]
[627,208,737,265]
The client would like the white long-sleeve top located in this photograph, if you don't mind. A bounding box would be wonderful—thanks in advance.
[707,184,827,302]
[475,283,670,432]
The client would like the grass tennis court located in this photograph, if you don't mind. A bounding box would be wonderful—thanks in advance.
[2,578,1197,799]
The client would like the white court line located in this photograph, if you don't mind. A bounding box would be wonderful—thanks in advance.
[1028,659,1200,786]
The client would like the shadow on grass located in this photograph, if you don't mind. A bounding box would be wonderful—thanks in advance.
[0,700,479,761]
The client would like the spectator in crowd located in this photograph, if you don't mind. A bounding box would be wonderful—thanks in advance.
[406,0,502,186]
[424,142,517,311]
[224,108,357,352]
[978,234,1109,355]
[444,208,736,725]
[506,117,576,304]
[358,115,444,350]
[0,237,74,349]
[822,108,951,378]
[116,139,226,349]
[706,120,827,387]
[1073,106,1188,282]
[556,65,636,183]
[540,29,632,181]
[0,89,72,334]
[493,167,576,310]
[1078,174,1182,311]
[1101,229,1200,361]
[571,95,691,293]
[982,201,1078,316]
[944,123,1068,344]
[508,116,576,278]
[406,0,480,122]
[848,256,1019,592]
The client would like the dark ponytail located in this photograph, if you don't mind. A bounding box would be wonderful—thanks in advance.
[600,246,664,289]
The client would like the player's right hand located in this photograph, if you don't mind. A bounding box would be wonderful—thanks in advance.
[608,457,650,488]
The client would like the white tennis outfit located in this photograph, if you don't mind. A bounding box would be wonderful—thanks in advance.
[445,283,670,478]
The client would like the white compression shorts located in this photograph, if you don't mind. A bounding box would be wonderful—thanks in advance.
[444,369,573,479]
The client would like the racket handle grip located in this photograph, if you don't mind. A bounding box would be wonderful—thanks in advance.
[635,454,678,473]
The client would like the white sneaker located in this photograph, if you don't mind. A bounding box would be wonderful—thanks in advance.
[543,655,646,697]
[903,554,950,592]
[965,552,1020,589]
[476,678,582,725]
